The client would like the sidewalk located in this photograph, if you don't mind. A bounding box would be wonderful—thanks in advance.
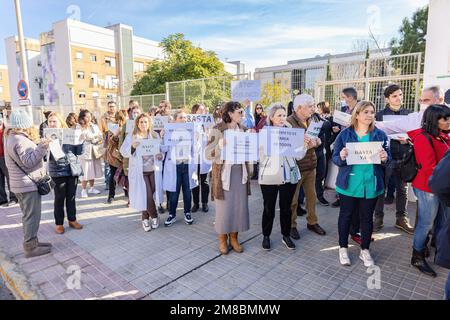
[0,181,447,300]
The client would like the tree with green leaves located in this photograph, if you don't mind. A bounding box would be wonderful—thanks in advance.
[131,33,232,110]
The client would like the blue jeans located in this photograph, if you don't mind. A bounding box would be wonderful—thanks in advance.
[104,160,111,186]
[413,188,450,252]
[169,163,191,217]
[446,272,450,300]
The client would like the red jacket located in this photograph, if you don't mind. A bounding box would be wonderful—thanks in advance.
[408,128,450,193]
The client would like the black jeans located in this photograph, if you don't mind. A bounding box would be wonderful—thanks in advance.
[338,194,378,250]
[315,151,326,199]
[261,183,297,237]
[53,176,78,225]
[108,165,118,199]
[192,165,209,205]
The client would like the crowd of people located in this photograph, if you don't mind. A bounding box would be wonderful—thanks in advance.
[1,84,449,299]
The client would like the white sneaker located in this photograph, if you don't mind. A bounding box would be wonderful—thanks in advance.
[142,219,151,232]
[81,189,88,198]
[88,187,101,195]
[359,249,375,267]
[151,217,159,229]
[339,247,351,266]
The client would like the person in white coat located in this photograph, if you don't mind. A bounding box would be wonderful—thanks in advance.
[120,114,164,232]
[259,104,306,251]
[190,103,212,213]
[162,109,199,226]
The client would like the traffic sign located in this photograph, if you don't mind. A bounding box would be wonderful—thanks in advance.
[18,99,31,106]
[17,80,29,100]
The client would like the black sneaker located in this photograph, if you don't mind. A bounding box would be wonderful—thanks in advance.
[158,205,166,214]
[262,236,271,250]
[184,213,193,225]
[331,199,340,208]
[106,197,113,204]
[191,204,199,213]
[297,206,306,216]
[164,215,177,226]
[318,197,330,206]
[202,203,209,212]
[290,227,300,240]
[282,236,296,250]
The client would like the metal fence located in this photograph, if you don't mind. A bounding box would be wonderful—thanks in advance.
[165,73,250,111]
[119,93,167,112]
[315,53,423,112]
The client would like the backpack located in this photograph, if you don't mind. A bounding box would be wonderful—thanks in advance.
[399,133,435,183]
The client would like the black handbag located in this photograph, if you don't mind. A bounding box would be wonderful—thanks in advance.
[12,159,56,196]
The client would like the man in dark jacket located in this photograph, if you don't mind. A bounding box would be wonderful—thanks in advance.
[429,150,450,299]
[373,84,414,234]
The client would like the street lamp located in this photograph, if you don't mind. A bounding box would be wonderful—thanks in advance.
[66,81,75,113]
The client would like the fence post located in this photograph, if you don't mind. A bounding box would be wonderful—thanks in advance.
[165,82,170,103]
[183,81,186,107]
[414,52,422,112]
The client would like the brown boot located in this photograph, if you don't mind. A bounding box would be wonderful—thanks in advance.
[55,225,65,234]
[23,239,51,259]
[229,232,243,253]
[69,221,83,230]
[218,234,229,255]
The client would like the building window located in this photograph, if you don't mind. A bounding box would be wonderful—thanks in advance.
[91,73,98,87]
[40,93,44,101]
[78,91,86,98]
[92,92,99,99]
[105,56,116,68]
[90,54,97,62]
[0,86,3,94]
[77,71,85,79]
[75,51,83,60]
[134,61,144,73]
[106,93,117,100]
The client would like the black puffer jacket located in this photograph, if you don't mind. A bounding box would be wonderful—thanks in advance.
[48,144,84,178]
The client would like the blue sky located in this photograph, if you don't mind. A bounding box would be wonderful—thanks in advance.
[0,0,428,71]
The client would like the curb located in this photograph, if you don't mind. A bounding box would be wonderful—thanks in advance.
[0,248,45,300]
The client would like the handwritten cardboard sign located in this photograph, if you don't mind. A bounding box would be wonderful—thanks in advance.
[231,80,261,102]
[259,127,305,158]
[346,142,383,165]
[221,130,258,163]
[333,110,352,127]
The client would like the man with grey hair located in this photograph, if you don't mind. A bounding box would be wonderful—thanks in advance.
[287,94,326,239]
[375,85,445,134]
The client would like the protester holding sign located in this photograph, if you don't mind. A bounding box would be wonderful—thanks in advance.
[162,110,198,227]
[99,101,118,191]
[259,104,303,251]
[190,103,211,213]
[205,101,251,255]
[105,110,127,204]
[47,112,84,234]
[4,109,52,258]
[287,94,326,241]
[120,113,164,232]
[332,101,390,267]
[251,104,267,179]
[77,109,104,198]
[373,84,413,234]
[407,104,450,277]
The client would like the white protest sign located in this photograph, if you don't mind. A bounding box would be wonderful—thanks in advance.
[152,116,169,131]
[137,139,161,156]
[221,130,258,164]
[333,110,352,127]
[346,142,383,165]
[43,128,63,142]
[49,139,65,160]
[259,127,305,158]
[186,114,214,128]
[163,122,195,146]
[306,120,324,138]
[107,123,120,135]
[231,80,261,102]
[62,129,82,145]
[383,115,408,122]
[126,119,135,134]
[388,133,409,140]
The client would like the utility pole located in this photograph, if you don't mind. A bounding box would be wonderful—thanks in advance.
[14,0,32,118]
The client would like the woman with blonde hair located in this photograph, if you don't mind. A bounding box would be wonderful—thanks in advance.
[332,101,390,267]
[47,112,84,234]
[120,113,164,231]
[5,109,52,257]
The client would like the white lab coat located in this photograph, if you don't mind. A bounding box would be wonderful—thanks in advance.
[120,134,164,211]
[190,126,212,175]
[162,143,199,192]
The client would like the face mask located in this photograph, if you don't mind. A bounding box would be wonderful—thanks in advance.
[420,104,429,111]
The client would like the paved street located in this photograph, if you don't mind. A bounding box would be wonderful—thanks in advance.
[0,276,14,300]
[0,180,447,300]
